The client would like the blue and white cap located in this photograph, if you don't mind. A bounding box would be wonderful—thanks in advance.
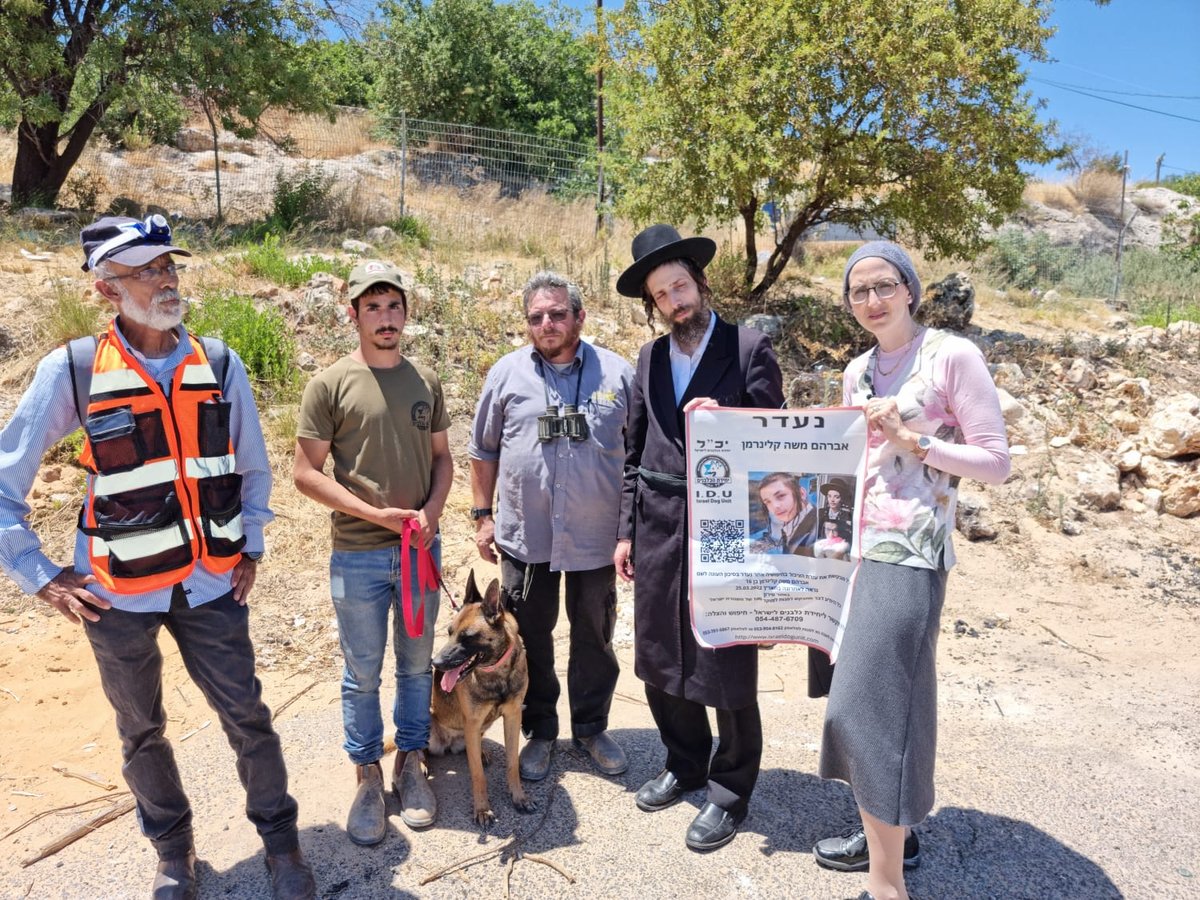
[80,215,190,272]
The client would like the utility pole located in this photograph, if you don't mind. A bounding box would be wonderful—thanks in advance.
[595,0,605,236]
[1155,153,1165,185]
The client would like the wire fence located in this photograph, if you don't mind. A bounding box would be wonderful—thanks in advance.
[51,107,603,249]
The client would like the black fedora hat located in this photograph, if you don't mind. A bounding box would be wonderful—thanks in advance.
[820,478,854,500]
[616,224,717,297]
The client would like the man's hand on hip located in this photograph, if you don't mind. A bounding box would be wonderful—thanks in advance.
[36,567,110,624]
[474,516,497,563]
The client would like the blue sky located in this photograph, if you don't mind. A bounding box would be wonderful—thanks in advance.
[344,1,1198,182]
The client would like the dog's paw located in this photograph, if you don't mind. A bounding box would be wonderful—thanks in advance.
[473,806,496,826]
[511,792,537,814]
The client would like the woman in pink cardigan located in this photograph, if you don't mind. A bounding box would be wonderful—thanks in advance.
[813,242,1011,900]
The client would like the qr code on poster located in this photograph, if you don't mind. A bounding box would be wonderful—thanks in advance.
[700,519,745,564]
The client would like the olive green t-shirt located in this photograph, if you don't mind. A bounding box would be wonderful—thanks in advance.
[297,355,450,550]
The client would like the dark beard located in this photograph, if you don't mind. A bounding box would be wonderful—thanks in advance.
[670,305,710,352]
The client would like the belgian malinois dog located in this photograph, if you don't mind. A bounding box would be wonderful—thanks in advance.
[429,571,536,824]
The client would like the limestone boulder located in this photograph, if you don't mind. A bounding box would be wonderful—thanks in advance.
[1137,456,1200,518]
[1140,393,1200,459]
[1070,455,1122,511]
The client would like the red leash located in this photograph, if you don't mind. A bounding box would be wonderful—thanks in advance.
[400,519,446,638]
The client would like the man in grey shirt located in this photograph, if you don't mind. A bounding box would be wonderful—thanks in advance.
[469,271,634,781]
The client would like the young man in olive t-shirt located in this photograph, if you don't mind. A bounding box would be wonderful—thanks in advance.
[293,261,452,846]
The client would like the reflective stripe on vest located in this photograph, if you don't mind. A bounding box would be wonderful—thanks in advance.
[79,323,245,594]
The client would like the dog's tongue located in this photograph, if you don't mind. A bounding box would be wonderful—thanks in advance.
[441,662,470,693]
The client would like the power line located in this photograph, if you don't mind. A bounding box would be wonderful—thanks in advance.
[1032,77,1200,101]
[1034,80,1200,124]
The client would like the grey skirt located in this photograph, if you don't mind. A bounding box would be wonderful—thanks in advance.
[819,559,948,826]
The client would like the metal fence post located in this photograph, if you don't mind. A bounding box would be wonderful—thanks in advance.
[399,111,408,219]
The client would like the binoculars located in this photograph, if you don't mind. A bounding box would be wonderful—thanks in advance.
[537,404,589,442]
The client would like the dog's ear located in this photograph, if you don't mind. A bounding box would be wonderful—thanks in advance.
[481,579,504,624]
[463,569,483,605]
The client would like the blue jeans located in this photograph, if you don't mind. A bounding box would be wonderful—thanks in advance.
[330,540,440,763]
[82,588,300,860]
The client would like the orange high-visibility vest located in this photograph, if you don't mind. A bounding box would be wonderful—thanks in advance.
[76,323,245,593]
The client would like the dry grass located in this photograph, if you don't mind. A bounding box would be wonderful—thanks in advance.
[1024,180,1084,214]
[1074,170,1125,217]
[184,108,394,160]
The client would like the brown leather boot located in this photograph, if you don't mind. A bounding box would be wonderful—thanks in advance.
[265,848,316,900]
[392,749,436,829]
[151,851,197,899]
[346,762,386,845]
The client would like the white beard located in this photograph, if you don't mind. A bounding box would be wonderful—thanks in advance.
[115,284,189,331]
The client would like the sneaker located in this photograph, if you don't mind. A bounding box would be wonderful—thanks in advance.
[813,825,920,872]
[518,738,556,781]
[572,731,628,776]
[346,762,386,846]
[392,750,436,829]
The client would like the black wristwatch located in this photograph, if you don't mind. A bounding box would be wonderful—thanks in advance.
[242,551,264,562]
[470,507,493,521]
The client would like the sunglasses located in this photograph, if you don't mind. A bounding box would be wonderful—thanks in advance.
[527,309,572,327]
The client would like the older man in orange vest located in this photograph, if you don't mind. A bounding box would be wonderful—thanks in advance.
[0,216,315,900]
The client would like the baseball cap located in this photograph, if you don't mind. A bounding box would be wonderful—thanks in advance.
[80,214,191,272]
[347,260,410,302]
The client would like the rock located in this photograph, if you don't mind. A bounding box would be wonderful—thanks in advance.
[1130,186,1193,217]
[1112,412,1142,434]
[742,314,783,338]
[41,466,61,483]
[996,388,1026,425]
[365,226,396,244]
[1142,488,1164,513]
[955,494,998,541]
[1140,393,1200,459]
[1049,436,1072,448]
[1117,448,1142,472]
[406,324,429,337]
[17,208,76,226]
[0,325,14,360]
[341,239,373,255]
[175,128,213,153]
[1138,456,1200,518]
[1108,316,1129,330]
[106,196,144,218]
[253,286,280,300]
[1042,289,1062,304]
[1073,458,1122,511]
[1168,320,1200,340]
[991,362,1025,390]
[296,352,318,372]
[1060,520,1083,536]
[917,272,974,331]
[1064,358,1098,392]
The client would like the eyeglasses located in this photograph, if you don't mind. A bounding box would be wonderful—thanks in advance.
[847,279,905,305]
[527,309,572,327]
[108,263,187,283]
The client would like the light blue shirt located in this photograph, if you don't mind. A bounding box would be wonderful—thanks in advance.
[469,340,633,572]
[0,321,273,612]
[668,310,717,404]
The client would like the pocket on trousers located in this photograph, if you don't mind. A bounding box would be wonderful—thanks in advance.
[196,400,232,457]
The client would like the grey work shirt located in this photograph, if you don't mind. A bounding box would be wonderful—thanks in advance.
[469,340,634,572]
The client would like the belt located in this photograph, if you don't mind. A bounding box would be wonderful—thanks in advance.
[637,466,688,497]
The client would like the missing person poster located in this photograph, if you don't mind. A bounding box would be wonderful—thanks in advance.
[685,407,868,661]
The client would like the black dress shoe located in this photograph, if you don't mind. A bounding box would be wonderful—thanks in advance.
[813,825,921,872]
[684,801,746,851]
[634,769,704,812]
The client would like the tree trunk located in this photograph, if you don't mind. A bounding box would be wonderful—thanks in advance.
[747,210,814,305]
[202,100,224,223]
[11,103,106,208]
[740,200,758,295]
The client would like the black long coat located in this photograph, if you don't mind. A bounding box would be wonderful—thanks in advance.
[618,315,784,709]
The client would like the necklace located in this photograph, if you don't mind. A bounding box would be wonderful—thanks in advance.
[873,327,920,377]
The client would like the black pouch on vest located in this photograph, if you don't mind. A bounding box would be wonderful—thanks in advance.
[197,472,246,556]
[85,406,144,473]
[196,400,232,458]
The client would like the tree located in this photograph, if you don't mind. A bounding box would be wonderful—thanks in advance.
[606,0,1060,301]
[370,0,595,140]
[0,1,335,208]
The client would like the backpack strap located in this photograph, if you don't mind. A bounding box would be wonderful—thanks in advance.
[200,336,230,392]
[65,335,99,428]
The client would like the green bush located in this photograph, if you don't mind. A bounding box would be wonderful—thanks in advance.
[1162,172,1200,200]
[270,166,335,232]
[389,214,432,248]
[186,290,299,394]
[242,233,350,288]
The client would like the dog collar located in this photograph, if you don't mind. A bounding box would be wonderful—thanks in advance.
[477,641,515,672]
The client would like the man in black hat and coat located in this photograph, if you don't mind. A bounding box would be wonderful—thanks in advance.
[613,224,784,851]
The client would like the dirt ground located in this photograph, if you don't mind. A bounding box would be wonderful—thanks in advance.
[0,247,1198,899]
